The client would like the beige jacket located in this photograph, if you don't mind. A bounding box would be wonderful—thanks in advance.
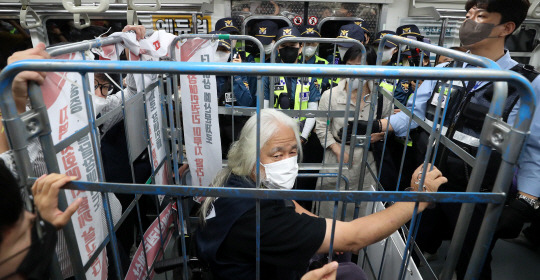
[315,79,393,148]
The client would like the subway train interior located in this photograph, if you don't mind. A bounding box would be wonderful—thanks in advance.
[0,0,539,280]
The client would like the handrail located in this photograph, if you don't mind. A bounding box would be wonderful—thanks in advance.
[73,13,91,29]
[317,16,364,31]
[46,30,154,57]
[62,0,109,13]
[377,34,501,69]
[19,0,42,29]
[127,0,161,12]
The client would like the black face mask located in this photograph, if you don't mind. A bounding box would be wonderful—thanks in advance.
[279,47,300,64]
[15,220,57,280]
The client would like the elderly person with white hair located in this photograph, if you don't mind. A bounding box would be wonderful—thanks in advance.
[196,109,447,280]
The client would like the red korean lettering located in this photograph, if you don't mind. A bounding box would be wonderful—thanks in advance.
[91,259,101,277]
[153,40,161,50]
[195,146,203,156]
[65,167,81,179]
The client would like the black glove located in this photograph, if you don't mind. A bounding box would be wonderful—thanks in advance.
[497,197,539,239]
[337,120,381,143]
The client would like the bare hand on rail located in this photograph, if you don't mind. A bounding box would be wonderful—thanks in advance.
[410,164,447,193]
[122,25,146,40]
[301,261,338,280]
[7,42,50,114]
[31,173,82,229]
[330,143,349,164]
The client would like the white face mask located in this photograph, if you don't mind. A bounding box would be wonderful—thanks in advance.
[264,42,275,55]
[92,94,108,115]
[338,46,349,60]
[261,155,298,190]
[304,46,317,58]
[215,51,230,62]
[347,78,360,91]
[382,47,396,63]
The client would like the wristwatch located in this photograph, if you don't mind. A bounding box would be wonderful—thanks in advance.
[517,194,540,210]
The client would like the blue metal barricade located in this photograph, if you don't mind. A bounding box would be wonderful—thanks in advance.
[0,49,535,280]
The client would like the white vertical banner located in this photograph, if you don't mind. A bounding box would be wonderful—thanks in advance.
[125,31,177,187]
[42,52,108,279]
[175,38,222,187]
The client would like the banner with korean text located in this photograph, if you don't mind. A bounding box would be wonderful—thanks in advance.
[123,31,176,187]
[124,203,175,280]
[42,51,108,279]
[176,38,222,187]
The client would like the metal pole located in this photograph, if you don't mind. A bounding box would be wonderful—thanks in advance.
[435,18,450,65]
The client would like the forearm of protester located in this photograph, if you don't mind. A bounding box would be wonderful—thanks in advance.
[317,165,446,253]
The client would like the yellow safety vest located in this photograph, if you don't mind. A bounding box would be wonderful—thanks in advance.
[273,77,310,121]
[379,80,395,93]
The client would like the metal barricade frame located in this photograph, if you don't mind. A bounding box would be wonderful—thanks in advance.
[0,54,535,280]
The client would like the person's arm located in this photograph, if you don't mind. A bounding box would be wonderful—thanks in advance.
[317,165,447,253]
[293,200,318,217]
[512,78,540,199]
[1,43,50,154]
[32,173,82,229]
[385,79,436,137]
[301,79,321,139]
[301,102,318,140]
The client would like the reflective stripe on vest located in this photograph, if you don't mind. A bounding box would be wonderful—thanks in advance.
[425,119,479,147]
[379,81,395,93]
[273,77,310,121]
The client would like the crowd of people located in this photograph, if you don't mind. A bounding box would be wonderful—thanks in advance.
[1,0,539,279]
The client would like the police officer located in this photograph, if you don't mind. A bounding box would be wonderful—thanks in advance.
[327,23,365,65]
[351,19,371,44]
[263,26,321,144]
[377,1,540,278]
[393,24,424,106]
[213,30,256,107]
[297,25,328,208]
[253,20,279,63]
[298,25,330,92]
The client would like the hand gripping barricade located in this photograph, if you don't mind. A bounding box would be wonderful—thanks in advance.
[0,38,536,280]
[2,32,179,280]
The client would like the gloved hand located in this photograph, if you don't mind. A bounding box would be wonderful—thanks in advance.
[497,196,540,239]
[337,120,381,144]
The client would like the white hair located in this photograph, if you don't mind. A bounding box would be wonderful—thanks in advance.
[200,109,302,220]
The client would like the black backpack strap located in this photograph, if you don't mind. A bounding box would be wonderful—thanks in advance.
[510,63,540,82]
[502,63,540,120]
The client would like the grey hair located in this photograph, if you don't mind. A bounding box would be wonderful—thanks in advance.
[199,109,302,220]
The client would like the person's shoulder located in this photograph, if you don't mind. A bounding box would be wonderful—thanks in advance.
[397,80,411,93]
